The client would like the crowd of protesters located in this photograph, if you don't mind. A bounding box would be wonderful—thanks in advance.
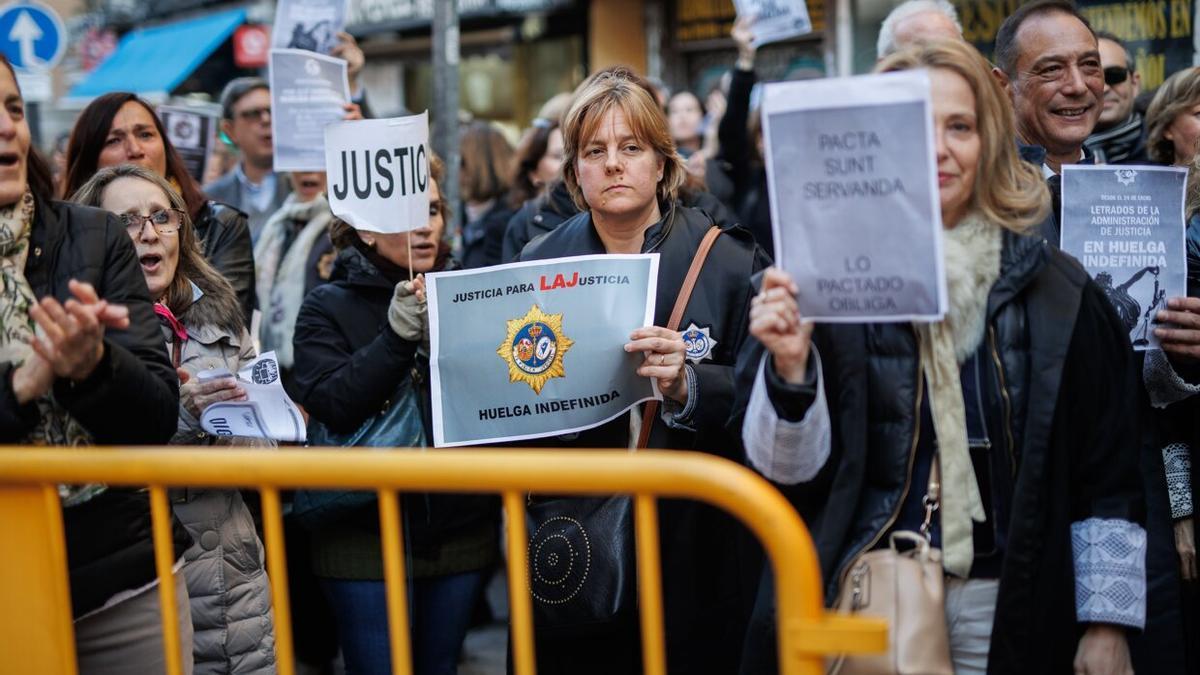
[1,1,1198,674]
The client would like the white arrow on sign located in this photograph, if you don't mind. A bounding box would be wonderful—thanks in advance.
[9,10,43,69]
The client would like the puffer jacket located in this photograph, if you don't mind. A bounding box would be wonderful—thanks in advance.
[734,229,1145,674]
[0,196,186,618]
[194,201,256,329]
[168,282,276,675]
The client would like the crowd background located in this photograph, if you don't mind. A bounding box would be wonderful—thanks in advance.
[1,0,1199,674]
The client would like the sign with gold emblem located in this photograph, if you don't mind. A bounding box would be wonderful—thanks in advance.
[427,254,660,447]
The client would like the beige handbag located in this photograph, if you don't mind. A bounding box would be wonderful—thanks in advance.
[828,461,953,675]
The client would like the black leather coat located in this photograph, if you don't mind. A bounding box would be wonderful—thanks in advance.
[734,229,1145,674]
[194,200,255,327]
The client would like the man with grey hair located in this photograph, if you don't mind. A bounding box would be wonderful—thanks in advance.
[876,0,963,59]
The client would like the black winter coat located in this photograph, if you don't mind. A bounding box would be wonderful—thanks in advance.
[194,200,255,328]
[461,199,516,269]
[0,197,186,617]
[733,230,1145,674]
[718,67,773,255]
[290,246,499,568]
[502,181,578,263]
[519,204,771,674]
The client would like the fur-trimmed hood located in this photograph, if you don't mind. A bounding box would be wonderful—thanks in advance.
[178,277,245,340]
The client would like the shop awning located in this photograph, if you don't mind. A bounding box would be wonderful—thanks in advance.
[67,8,247,101]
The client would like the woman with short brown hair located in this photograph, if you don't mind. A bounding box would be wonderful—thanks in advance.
[519,64,769,673]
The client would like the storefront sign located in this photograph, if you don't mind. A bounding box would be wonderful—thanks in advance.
[347,0,572,33]
[234,24,269,68]
[954,0,1193,89]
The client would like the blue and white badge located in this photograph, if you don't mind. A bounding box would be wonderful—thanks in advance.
[682,323,717,363]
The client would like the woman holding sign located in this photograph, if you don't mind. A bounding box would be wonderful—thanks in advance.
[290,155,499,675]
[71,164,277,675]
[517,66,770,674]
[734,40,1145,674]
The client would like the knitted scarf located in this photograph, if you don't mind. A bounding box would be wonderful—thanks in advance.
[0,192,96,504]
[254,192,334,369]
[914,213,1002,577]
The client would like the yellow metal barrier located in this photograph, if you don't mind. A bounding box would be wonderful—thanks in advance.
[0,448,886,675]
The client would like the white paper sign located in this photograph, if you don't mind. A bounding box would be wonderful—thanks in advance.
[1060,165,1188,350]
[324,112,431,233]
[762,70,946,322]
[734,0,813,47]
[200,352,307,442]
[157,104,219,184]
[272,0,348,54]
[269,48,349,172]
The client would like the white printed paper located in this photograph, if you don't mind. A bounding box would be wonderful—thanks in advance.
[272,0,348,54]
[269,49,349,172]
[734,0,813,47]
[200,352,307,442]
[1060,165,1188,350]
[324,112,430,233]
[157,104,219,184]
[762,70,946,322]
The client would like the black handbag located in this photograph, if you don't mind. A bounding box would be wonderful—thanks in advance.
[524,226,723,630]
[526,494,635,630]
[292,371,427,529]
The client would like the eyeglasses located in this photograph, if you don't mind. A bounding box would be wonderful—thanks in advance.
[1104,66,1131,86]
[120,209,184,236]
[235,106,271,122]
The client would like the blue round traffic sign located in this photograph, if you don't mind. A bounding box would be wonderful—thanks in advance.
[0,2,65,71]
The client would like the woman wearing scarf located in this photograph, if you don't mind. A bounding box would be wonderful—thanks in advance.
[734,40,1145,674]
[72,164,276,675]
[0,56,187,672]
[254,170,335,396]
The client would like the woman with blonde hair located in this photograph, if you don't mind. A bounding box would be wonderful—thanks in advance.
[1146,67,1200,166]
[518,64,770,673]
[735,39,1145,674]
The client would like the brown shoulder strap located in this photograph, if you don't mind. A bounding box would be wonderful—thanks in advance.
[637,226,722,450]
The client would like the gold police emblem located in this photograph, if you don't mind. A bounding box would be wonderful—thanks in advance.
[498,305,573,394]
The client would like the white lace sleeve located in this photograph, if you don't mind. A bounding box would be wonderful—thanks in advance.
[742,348,831,485]
[1071,518,1147,628]
[1163,443,1194,520]
[1143,349,1200,408]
